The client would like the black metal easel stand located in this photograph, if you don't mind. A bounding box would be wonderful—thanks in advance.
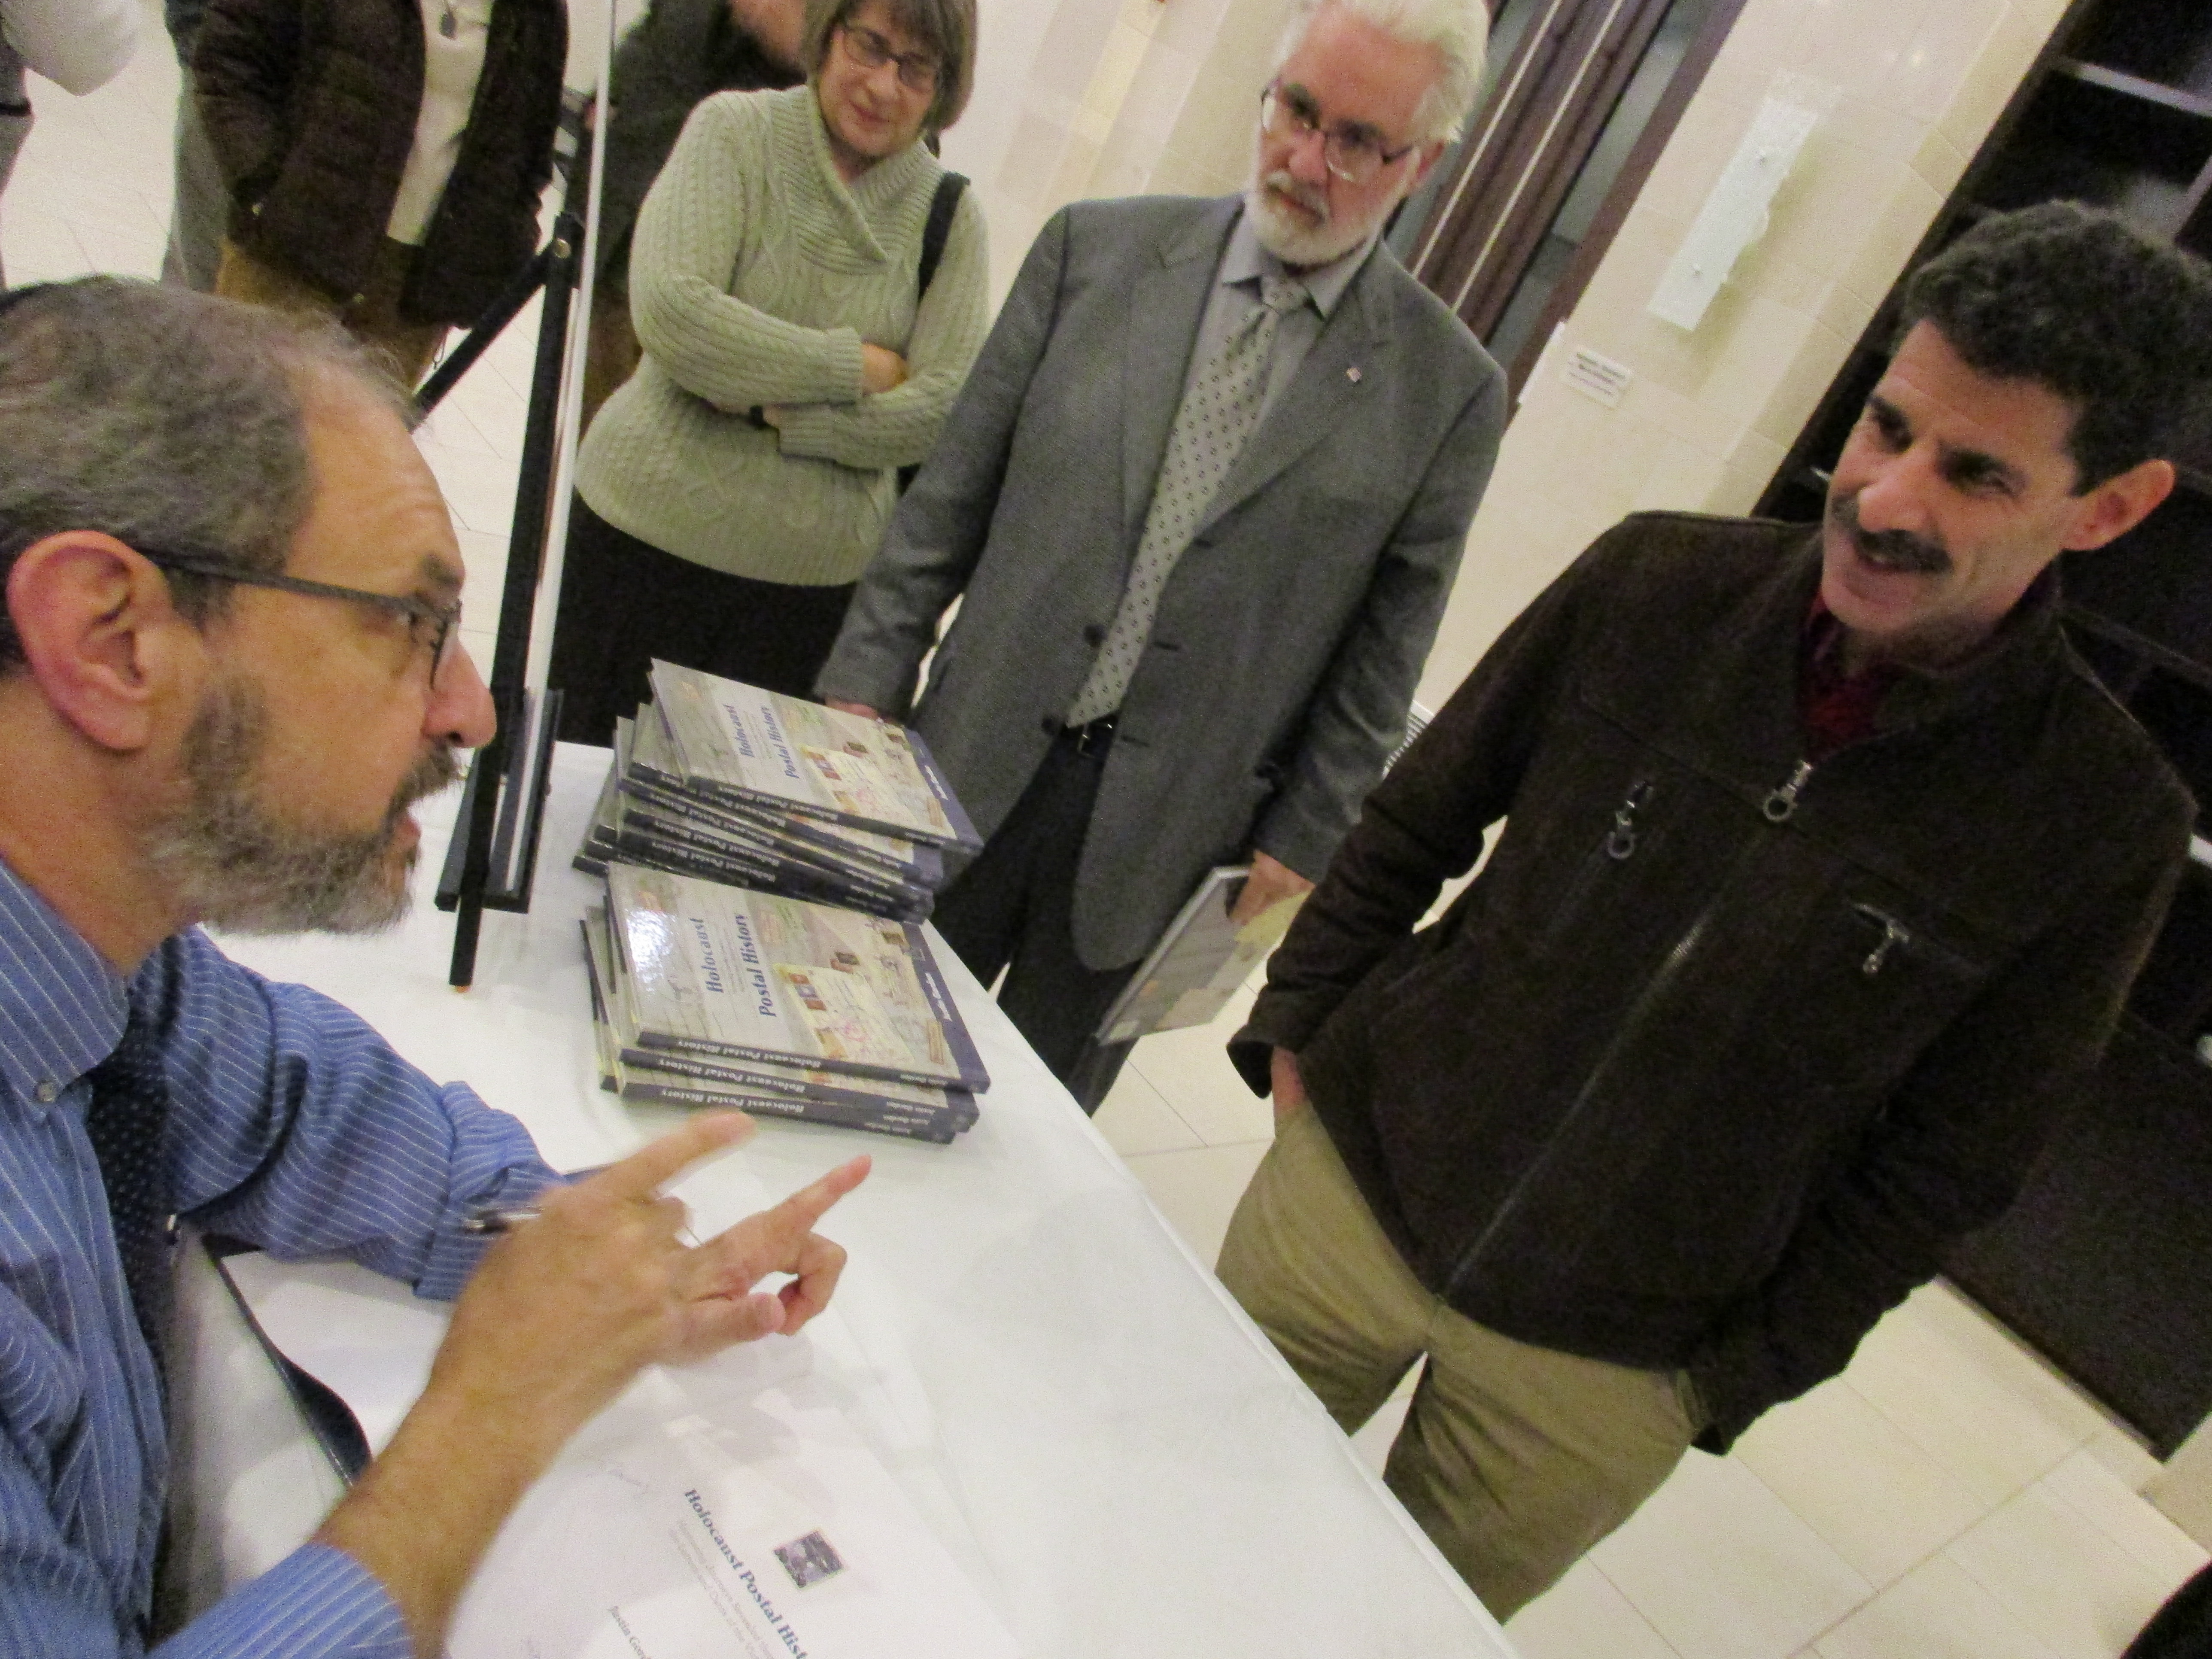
[433,126,593,987]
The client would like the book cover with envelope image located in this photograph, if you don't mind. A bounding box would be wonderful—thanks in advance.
[607,863,990,1094]
[650,661,981,853]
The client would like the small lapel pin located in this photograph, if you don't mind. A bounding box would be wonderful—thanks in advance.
[1346,366,1362,383]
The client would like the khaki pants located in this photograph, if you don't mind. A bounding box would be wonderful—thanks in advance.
[1217,1106,1702,1620]
[215,237,446,390]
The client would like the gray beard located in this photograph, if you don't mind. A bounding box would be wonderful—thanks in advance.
[1246,172,1379,268]
[143,676,459,936]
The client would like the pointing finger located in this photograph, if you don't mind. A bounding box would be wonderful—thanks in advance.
[766,1154,871,1236]
[682,1156,871,1299]
[589,1112,755,1203]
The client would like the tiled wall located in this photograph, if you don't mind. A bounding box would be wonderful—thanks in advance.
[1414,0,2072,711]
[940,0,1179,304]
[1093,0,1291,201]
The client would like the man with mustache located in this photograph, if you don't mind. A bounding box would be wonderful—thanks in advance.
[818,0,1502,1111]
[0,278,869,1657]
[1216,201,2212,1617]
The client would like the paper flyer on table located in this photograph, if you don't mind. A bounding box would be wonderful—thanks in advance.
[446,1391,1020,1659]
[216,1252,1017,1659]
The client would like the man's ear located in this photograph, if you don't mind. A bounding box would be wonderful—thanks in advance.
[1406,137,1449,195]
[6,533,196,752]
[2063,457,2176,553]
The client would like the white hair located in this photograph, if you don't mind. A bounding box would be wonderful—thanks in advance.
[1272,0,1489,145]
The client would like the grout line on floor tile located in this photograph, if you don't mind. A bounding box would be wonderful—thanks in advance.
[1727,1441,1979,1612]
[2042,1452,2211,1588]
[1844,1375,2084,1516]
[1585,1559,1690,1658]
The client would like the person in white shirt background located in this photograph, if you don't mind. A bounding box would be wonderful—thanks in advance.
[194,0,567,388]
[0,0,138,286]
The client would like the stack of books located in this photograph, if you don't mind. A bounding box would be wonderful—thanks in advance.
[574,662,980,921]
[584,864,989,1144]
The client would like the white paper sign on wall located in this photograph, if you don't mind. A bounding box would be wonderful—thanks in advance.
[1562,346,1635,408]
[1648,74,1836,332]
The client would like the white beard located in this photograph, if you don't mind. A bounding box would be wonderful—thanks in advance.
[1245,170,1382,268]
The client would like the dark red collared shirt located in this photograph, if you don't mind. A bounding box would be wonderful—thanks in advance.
[1799,595,1899,761]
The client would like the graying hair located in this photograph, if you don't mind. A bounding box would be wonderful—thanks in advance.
[801,0,980,136]
[1273,0,1489,145]
[0,277,405,670]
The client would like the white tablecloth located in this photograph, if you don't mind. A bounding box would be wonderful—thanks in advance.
[173,743,1514,1657]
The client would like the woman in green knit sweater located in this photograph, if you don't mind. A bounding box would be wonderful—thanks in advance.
[551,0,985,744]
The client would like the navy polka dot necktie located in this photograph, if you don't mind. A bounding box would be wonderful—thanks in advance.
[83,997,175,1367]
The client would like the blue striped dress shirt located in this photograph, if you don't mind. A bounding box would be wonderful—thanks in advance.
[0,856,557,1656]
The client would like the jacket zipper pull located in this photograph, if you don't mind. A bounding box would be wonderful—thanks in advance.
[1852,902,1911,974]
[1606,780,1656,860]
[1762,760,1813,823]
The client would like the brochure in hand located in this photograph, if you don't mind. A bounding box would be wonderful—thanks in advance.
[606,862,991,1095]
[1094,865,1308,1044]
[650,660,981,852]
[583,907,976,1144]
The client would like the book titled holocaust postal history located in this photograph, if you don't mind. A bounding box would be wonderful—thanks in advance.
[587,904,978,1130]
[648,661,981,853]
[617,799,932,922]
[587,723,934,923]
[583,907,975,1143]
[614,1064,961,1145]
[629,705,944,890]
[573,748,623,877]
[607,863,990,1093]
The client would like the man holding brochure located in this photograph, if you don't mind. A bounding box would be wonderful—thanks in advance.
[0,276,868,1658]
[818,0,1504,1110]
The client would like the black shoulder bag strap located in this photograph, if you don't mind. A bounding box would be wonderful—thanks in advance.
[897,170,969,495]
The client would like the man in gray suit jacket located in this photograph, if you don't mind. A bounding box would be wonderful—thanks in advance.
[819,0,1503,1109]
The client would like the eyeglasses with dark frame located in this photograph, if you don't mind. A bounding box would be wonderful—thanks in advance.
[137,548,464,688]
[836,20,939,94]
[1259,83,1419,185]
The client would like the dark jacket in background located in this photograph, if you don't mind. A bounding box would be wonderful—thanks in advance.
[1233,513,2193,1452]
[597,0,799,292]
[193,0,566,325]
[165,0,207,50]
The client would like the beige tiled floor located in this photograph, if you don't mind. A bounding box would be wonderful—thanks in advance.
[19,14,2207,1655]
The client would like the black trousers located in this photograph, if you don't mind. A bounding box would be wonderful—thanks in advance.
[549,496,857,747]
[931,728,1140,1114]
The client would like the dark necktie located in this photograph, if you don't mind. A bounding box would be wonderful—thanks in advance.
[82,996,175,1368]
[1066,270,1311,726]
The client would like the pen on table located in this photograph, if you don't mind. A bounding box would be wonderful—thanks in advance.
[459,1165,611,1236]
[459,1205,542,1237]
